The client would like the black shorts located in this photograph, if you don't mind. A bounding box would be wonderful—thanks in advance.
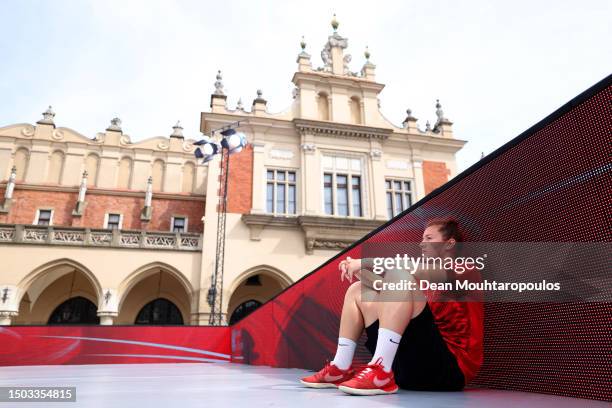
[365,303,465,391]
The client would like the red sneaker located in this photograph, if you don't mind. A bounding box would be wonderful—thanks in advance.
[337,357,399,395]
[300,360,355,388]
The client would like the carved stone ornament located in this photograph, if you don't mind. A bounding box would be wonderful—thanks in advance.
[106,117,122,132]
[21,125,35,137]
[182,141,195,153]
[51,129,64,140]
[300,143,316,152]
[214,70,224,95]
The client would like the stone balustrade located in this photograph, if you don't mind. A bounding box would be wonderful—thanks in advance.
[0,224,202,251]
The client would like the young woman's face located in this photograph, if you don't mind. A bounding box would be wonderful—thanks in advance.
[420,225,449,257]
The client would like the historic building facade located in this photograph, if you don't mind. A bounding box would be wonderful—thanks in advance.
[0,19,465,326]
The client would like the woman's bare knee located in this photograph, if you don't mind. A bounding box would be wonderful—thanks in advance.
[345,281,362,301]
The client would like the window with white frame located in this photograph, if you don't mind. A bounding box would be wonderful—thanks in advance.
[322,155,363,217]
[171,216,188,233]
[35,209,53,226]
[266,169,297,215]
[386,179,413,219]
[104,213,123,230]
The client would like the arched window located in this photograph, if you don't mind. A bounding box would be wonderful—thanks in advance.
[14,148,29,182]
[117,157,132,189]
[152,160,165,192]
[182,162,195,193]
[135,298,184,325]
[85,154,100,186]
[317,92,330,121]
[350,96,362,124]
[48,296,100,325]
[229,299,262,325]
[48,150,65,184]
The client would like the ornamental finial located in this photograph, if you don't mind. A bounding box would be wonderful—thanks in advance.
[364,46,371,61]
[214,70,224,95]
[435,99,445,121]
[171,121,184,138]
[107,117,122,132]
[37,105,55,125]
[404,109,416,120]
[331,14,339,31]
[300,36,306,51]
[43,106,55,121]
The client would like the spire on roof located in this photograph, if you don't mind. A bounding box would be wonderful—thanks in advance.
[331,13,339,32]
[106,117,122,132]
[170,121,184,138]
[36,105,55,126]
[214,70,224,95]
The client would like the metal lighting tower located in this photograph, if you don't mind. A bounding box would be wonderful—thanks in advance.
[195,121,246,326]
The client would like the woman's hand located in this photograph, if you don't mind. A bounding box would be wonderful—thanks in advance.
[339,256,362,283]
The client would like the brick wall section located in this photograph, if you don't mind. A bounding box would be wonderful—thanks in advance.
[0,187,205,233]
[423,160,451,195]
[217,144,253,214]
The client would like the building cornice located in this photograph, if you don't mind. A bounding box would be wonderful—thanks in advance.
[291,71,385,93]
[385,133,467,153]
[200,112,297,134]
[293,119,393,140]
[0,182,206,202]
[241,213,386,254]
[0,125,200,156]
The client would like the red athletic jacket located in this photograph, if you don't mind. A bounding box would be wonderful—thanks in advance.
[425,266,484,385]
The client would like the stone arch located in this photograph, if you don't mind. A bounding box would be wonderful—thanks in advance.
[228,264,292,295]
[226,265,293,321]
[48,150,65,184]
[13,147,30,181]
[15,259,103,324]
[117,262,193,324]
[85,153,100,186]
[117,156,133,189]
[317,92,330,121]
[16,258,102,306]
[350,96,362,124]
[181,161,196,193]
[152,159,165,192]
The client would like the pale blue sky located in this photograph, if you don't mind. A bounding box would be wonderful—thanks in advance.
[1,0,610,172]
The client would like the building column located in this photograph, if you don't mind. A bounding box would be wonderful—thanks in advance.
[369,148,387,221]
[413,158,425,201]
[97,288,118,325]
[0,284,19,325]
[97,313,117,325]
[250,140,266,214]
[300,134,318,216]
[0,311,17,325]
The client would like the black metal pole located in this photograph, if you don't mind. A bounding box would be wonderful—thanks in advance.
[209,144,230,325]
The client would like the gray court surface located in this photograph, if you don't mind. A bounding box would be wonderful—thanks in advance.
[0,362,607,408]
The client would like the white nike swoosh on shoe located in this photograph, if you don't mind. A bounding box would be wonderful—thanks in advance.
[372,376,390,387]
[323,373,344,382]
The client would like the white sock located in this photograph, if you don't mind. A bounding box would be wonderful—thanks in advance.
[331,337,356,370]
[369,328,402,372]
